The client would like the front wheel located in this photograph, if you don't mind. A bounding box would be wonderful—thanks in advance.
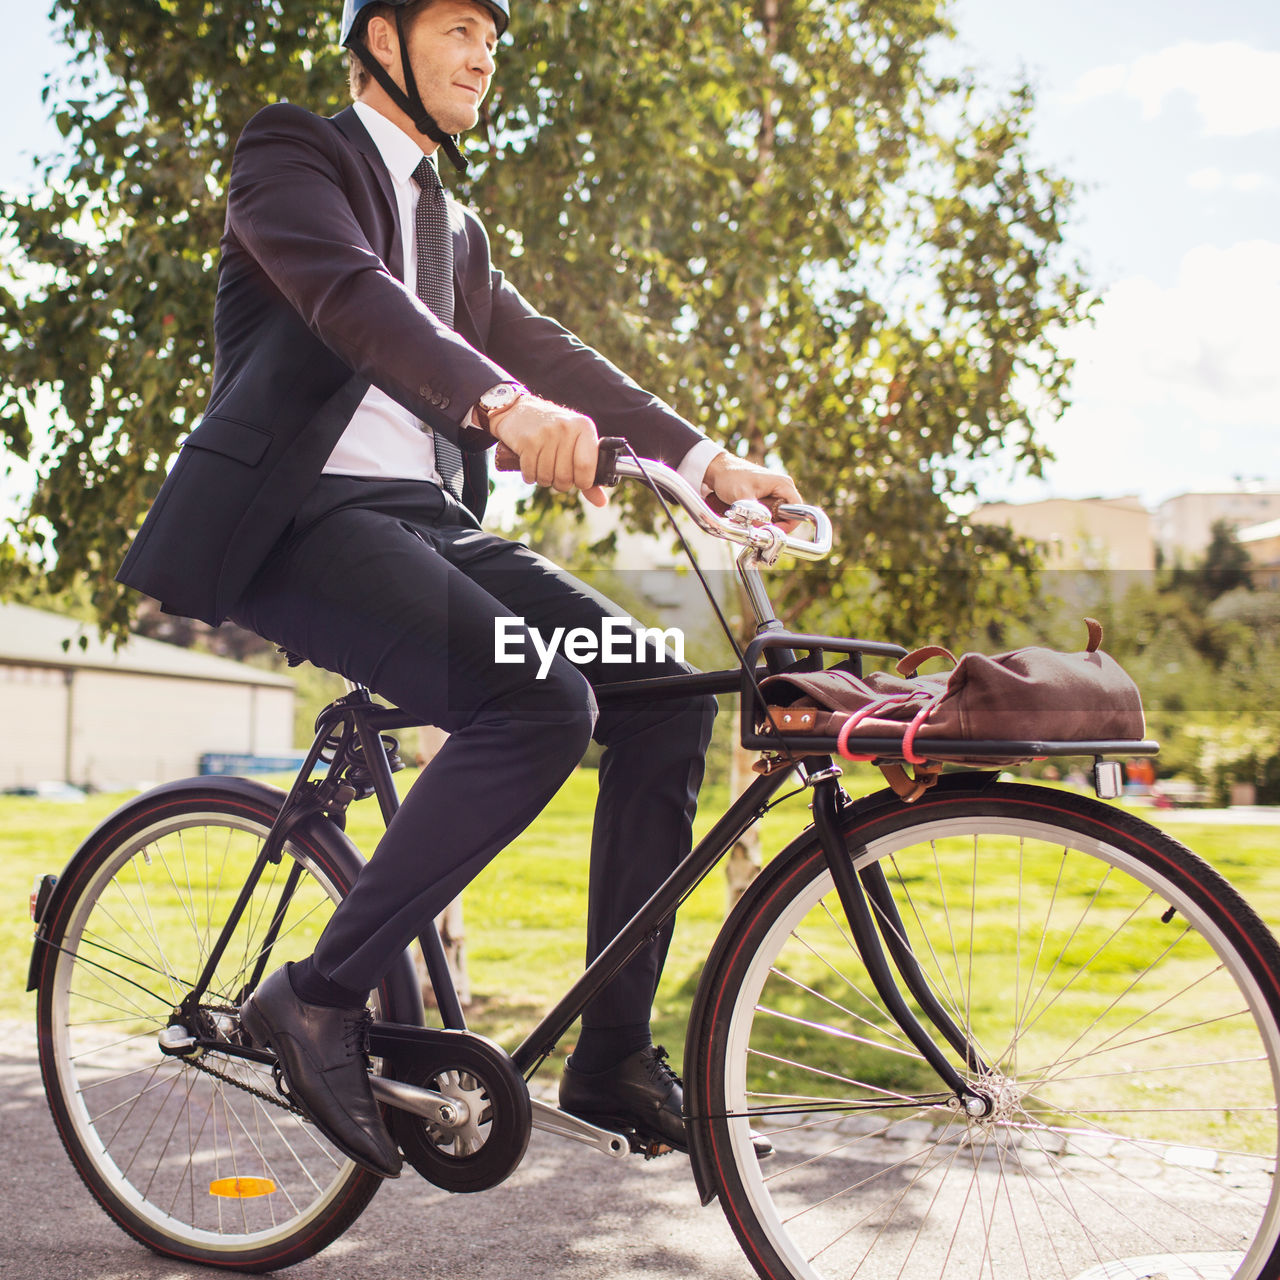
[690,782,1280,1280]
[35,782,416,1272]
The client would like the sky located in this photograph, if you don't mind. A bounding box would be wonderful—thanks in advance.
[946,0,1280,506]
[1,1,1278,512]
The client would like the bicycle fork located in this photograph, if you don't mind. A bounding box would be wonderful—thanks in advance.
[810,777,994,1117]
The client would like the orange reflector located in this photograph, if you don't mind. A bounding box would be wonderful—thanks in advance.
[209,1177,276,1199]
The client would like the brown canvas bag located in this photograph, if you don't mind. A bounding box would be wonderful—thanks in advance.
[758,620,1145,800]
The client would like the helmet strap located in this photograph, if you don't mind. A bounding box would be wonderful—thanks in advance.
[347,9,469,172]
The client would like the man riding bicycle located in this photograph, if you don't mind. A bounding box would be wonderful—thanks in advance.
[117,0,798,1176]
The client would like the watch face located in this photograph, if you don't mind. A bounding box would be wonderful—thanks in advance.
[483,383,521,411]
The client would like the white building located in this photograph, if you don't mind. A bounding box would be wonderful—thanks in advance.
[1154,491,1280,564]
[1239,517,1280,591]
[0,602,295,791]
[973,496,1155,571]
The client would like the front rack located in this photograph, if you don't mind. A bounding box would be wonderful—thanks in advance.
[737,629,1160,763]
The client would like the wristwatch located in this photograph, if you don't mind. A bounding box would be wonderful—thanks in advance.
[474,381,528,432]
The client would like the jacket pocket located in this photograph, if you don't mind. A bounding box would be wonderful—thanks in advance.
[183,415,272,466]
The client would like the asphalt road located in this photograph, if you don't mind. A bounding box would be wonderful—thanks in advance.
[0,1019,755,1280]
[3,1011,1271,1280]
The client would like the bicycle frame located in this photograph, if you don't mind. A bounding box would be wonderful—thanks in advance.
[187,681,993,1132]
[185,670,796,1058]
[179,525,1008,1116]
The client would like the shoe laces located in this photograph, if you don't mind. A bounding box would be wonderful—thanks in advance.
[341,1008,374,1062]
[646,1044,683,1088]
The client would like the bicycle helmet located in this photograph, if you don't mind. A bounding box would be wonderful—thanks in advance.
[340,0,510,171]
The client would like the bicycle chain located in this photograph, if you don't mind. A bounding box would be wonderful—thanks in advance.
[180,1005,309,1118]
[184,1052,307,1116]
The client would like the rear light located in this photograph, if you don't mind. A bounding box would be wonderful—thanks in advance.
[30,874,57,925]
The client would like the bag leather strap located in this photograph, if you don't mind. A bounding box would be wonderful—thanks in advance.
[896,645,956,678]
[879,761,944,802]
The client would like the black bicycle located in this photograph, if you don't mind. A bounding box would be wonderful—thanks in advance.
[28,448,1280,1279]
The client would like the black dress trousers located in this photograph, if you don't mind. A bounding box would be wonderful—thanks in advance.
[232,474,717,1029]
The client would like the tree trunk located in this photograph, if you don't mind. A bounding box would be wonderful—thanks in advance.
[726,718,764,911]
[724,0,779,915]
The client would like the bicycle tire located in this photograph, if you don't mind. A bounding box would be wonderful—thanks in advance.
[34,779,417,1272]
[688,781,1280,1280]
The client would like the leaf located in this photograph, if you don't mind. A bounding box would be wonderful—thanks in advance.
[3,0,1087,646]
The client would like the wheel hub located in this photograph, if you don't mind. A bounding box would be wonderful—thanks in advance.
[963,1071,1024,1125]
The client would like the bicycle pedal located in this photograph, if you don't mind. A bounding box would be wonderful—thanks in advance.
[623,1130,677,1160]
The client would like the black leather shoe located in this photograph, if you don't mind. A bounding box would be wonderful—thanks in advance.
[240,964,401,1178]
[560,1045,774,1159]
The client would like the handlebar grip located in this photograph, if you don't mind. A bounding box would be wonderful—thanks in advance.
[594,437,626,487]
[493,437,628,488]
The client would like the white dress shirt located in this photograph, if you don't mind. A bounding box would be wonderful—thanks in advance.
[324,101,448,482]
[325,100,723,494]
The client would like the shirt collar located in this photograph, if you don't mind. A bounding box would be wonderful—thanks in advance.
[352,99,436,188]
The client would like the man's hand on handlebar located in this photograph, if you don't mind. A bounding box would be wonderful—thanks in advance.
[703,452,803,532]
[487,412,802,532]
[488,396,607,508]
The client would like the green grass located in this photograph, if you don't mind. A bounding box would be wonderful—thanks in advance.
[0,769,774,1026]
[737,823,1280,1150]
[6,767,1280,1103]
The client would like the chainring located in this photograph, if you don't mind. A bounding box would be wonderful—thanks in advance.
[382,1028,532,1193]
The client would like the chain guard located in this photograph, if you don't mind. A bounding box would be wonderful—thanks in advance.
[378,1026,531,1193]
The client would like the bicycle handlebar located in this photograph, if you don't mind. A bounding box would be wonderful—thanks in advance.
[493,436,832,564]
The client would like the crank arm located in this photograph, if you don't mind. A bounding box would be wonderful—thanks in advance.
[530,1098,630,1158]
[370,1075,471,1128]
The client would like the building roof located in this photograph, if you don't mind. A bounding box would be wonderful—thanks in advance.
[0,602,294,687]
[976,495,1147,514]
[1159,490,1280,504]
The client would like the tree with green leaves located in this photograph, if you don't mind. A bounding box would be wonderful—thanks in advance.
[1180,519,1255,604]
[2,0,1082,645]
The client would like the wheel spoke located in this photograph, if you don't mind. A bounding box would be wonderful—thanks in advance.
[40,798,385,1265]
[700,787,1280,1280]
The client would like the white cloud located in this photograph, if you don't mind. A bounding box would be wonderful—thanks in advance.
[1067,241,1280,412]
[1023,241,1280,502]
[1068,41,1280,136]
[1187,167,1224,191]
[1186,167,1276,193]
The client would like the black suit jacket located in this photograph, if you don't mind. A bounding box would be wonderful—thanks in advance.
[117,103,705,625]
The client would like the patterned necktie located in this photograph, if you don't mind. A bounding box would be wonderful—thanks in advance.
[412,155,465,499]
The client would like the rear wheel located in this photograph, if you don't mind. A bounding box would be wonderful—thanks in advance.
[691,784,1280,1280]
[36,784,413,1272]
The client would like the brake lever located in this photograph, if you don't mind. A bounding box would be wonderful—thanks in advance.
[773,504,832,560]
[775,503,815,532]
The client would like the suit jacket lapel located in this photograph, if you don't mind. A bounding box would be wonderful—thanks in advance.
[331,106,479,346]
[448,210,483,346]
[331,106,404,280]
